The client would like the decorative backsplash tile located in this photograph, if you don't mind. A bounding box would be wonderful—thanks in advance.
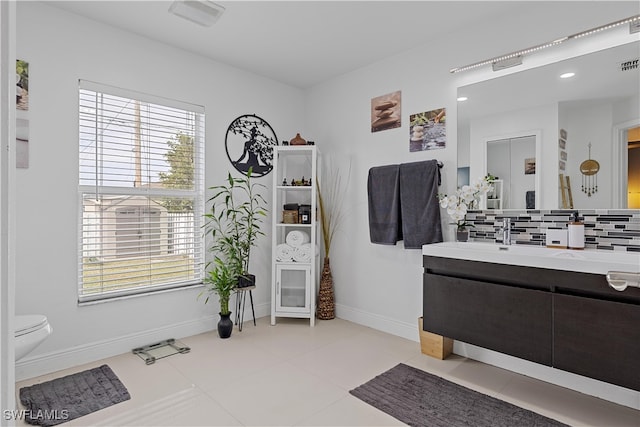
[465,209,640,252]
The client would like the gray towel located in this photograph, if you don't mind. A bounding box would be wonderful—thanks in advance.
[399,160,443,248]
[368,164,402,244]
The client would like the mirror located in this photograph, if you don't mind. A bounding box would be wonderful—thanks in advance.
[457,40,640,209]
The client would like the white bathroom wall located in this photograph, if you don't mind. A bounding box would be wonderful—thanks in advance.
[303,0,637,358]
[14,2,304,380]
[563,102,614,208]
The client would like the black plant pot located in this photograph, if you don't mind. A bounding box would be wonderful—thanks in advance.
[218,312,233,339]
[456,230,470,242]
[238,273,256,288]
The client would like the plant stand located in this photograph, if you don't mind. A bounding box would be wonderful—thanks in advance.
[234,285,256,331]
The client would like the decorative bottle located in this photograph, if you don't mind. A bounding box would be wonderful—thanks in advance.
[568,211,585,250]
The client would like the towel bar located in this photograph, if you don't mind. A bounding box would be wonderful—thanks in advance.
[606,271,640,291]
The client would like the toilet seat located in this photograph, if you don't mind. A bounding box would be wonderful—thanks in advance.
[15,315,48,337]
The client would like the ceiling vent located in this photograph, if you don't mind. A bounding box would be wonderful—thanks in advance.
[620,58,639,72]
[168,0,225,27]
[492,55,523,72]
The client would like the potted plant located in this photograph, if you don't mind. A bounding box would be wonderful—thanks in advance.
[202,257,237,338]
[438,177,493,242]
[201,168,267,337]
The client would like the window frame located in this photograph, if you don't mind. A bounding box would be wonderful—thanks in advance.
[77,80,205,304]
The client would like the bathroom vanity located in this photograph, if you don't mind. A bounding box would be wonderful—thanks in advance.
[422,242,640,392]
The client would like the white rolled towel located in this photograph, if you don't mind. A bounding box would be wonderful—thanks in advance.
[286,230,310,247]
[276,244,294,262]
[293,243,312,263]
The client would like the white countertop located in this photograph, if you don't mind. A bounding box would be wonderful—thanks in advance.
[422,241,640,276]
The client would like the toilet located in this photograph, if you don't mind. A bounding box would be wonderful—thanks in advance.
[15,315,52,361]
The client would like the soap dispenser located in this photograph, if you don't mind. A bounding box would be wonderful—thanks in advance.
[568,211,585,250]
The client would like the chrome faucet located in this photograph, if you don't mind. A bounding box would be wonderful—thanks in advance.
[499,218,511,245]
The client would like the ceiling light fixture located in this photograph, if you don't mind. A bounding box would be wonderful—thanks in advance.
[168,0,225,27]
[457,96,468,102]
[450,14,640,73]
[560,72,576,79]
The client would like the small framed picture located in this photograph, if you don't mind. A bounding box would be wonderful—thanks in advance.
[559,160,566,171]
[560,129,567,140]
[560,150,567,161]
[524,157,536,175]
[559,138,566,149]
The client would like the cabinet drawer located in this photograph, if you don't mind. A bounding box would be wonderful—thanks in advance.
[553,294,640,391]
[424,273,552,365]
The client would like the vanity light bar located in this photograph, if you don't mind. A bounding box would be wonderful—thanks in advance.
[450,15,640,74]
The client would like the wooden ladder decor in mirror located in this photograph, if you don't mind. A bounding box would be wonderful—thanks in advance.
[580,143,600,197]
[565,175,574,209]
[560,174,568,209]
[559,174,575,209]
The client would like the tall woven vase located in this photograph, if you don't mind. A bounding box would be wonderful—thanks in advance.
[317,257,335,320]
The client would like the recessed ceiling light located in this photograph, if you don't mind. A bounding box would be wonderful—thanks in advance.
[560,72,576,79]
[457,96,468,102]
[168,0,225,27]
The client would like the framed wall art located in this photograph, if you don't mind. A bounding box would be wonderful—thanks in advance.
[524,157,536,175]
[371,91,401,133]
[225,114,278,177]
[409,108,446,152]
[16,59,29,169]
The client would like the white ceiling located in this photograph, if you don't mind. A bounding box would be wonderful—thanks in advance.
[46,1,640,89]
[47,0,531,88]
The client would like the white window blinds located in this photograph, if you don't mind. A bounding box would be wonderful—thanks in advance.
[78,81,205,303]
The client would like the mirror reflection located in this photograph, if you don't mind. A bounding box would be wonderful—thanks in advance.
[457,40,640,209]
[486,135,537,210]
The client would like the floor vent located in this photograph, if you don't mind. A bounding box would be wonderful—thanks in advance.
[620,58,639,71]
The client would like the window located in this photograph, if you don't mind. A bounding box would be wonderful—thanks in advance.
[78,81,204,303]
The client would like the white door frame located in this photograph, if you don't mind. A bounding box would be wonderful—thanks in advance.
[612,119,640,209]
[482,129,542,210]
[0,0,17,422]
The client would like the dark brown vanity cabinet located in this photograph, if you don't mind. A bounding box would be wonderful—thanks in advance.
[423,273,552,365]
[554,294,640,391]
[423,255,640,392]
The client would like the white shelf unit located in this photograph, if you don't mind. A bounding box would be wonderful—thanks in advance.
[486,179,503,210]
[271,146,318,326]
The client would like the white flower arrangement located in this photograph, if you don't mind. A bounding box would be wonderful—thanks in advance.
[438,177,493,231]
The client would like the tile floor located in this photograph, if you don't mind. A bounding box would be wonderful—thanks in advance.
[15,317,640,427]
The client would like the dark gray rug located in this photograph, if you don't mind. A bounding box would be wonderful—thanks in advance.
[19,364,130,426]
[350,363,569,427]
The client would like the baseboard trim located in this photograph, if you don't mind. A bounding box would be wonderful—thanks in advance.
[15,316,216,382]
[16,300,272,382]
[335,303,419,342]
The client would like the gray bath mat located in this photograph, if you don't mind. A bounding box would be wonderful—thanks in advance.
[350,363,569,427]
[19,364,130,426]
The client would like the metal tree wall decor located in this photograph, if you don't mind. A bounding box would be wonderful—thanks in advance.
[580,143,600,196]
[225,114,278,177]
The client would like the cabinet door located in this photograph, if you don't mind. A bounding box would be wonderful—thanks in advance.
[553,294,640,391]
[424,273,552,365]
[275,264,310,313]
